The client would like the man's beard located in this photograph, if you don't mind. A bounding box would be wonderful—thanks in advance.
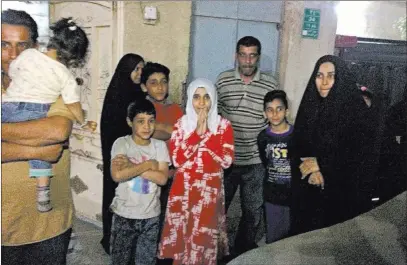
[240,66,257,77]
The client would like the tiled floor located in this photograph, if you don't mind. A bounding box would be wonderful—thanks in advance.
[67,219,109,265]
[67,190,265,265]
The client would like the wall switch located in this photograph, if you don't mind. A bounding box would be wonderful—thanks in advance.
[144,6,157,20]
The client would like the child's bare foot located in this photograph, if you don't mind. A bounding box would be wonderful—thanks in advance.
[81,121,97,132]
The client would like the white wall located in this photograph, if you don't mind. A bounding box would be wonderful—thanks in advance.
[1,1,50,49]
[336,1,406,40]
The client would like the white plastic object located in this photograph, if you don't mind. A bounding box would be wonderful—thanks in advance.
[144,6,157,20]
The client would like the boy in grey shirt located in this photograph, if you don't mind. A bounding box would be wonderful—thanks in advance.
[110,98,170,265]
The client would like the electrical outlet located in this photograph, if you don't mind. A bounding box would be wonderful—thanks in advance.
[144,6,157,20]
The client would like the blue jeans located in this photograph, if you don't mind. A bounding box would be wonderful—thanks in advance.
[2,102,52,177]
[224,163,265,255]
[1,228,72,265]
[110,213,159,265]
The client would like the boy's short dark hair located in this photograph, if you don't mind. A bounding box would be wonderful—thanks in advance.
[236,36,261,55]
[1,9,39,44]
[140,62,170,85]
[263,90,288,110]
[127,98,156,121]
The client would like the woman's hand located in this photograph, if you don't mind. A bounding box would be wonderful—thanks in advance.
[300,157,320,178]
[308,171,325,189]
[196,108,208,136]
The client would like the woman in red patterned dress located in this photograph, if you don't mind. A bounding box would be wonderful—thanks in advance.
[158,78,234,265]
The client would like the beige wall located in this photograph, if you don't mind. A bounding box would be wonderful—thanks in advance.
[122,1,192,104]
[278,1,337,122]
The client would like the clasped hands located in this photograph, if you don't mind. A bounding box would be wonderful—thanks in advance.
[196,108,209,136]
[299,157,324,189]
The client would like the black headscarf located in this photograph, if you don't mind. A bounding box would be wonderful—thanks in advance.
[99,53,145,253]
[291,55,374,234]
[293,55,362,158]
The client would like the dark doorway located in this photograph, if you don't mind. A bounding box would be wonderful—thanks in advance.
[337,37,407,206]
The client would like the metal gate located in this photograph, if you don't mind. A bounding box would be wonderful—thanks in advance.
[337,38,407,108]
[337,37,407,203]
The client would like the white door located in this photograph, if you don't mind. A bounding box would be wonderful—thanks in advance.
[50,1,116,222]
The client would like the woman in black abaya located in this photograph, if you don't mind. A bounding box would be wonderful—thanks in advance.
[290,55,374,235]
[100,54,145,254]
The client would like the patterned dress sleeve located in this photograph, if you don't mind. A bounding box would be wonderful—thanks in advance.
[169,120,202,168]
[203,118,234,169]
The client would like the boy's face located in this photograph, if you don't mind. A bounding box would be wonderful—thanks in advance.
[141,72,168,102]
[264,99,288,127]
[127,113,156,141]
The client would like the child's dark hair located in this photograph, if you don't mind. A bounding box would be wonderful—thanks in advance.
[140,62,170,85]
[127,98,156,121]
[47,17,89,68]
[263,90,288,110]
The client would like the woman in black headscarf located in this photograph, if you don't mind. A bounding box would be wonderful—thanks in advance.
[290,55,374,235]
[100,54,145,254]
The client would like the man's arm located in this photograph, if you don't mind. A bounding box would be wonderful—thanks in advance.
[2,142,64,163]
[1,116,73,146]
[257,132,268,167]
[215,77,225,116]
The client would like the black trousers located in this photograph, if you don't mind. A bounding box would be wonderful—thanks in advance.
[2,228,72,265]
[100,169,118,255]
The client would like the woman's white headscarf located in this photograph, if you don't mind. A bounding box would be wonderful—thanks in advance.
[181,78,221,135]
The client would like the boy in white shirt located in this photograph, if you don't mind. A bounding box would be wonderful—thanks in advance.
[109,98,170,265]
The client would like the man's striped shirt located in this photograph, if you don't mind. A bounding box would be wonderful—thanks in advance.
[216,68,278,165]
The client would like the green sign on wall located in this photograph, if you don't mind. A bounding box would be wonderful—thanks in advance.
[302,8,320,39]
